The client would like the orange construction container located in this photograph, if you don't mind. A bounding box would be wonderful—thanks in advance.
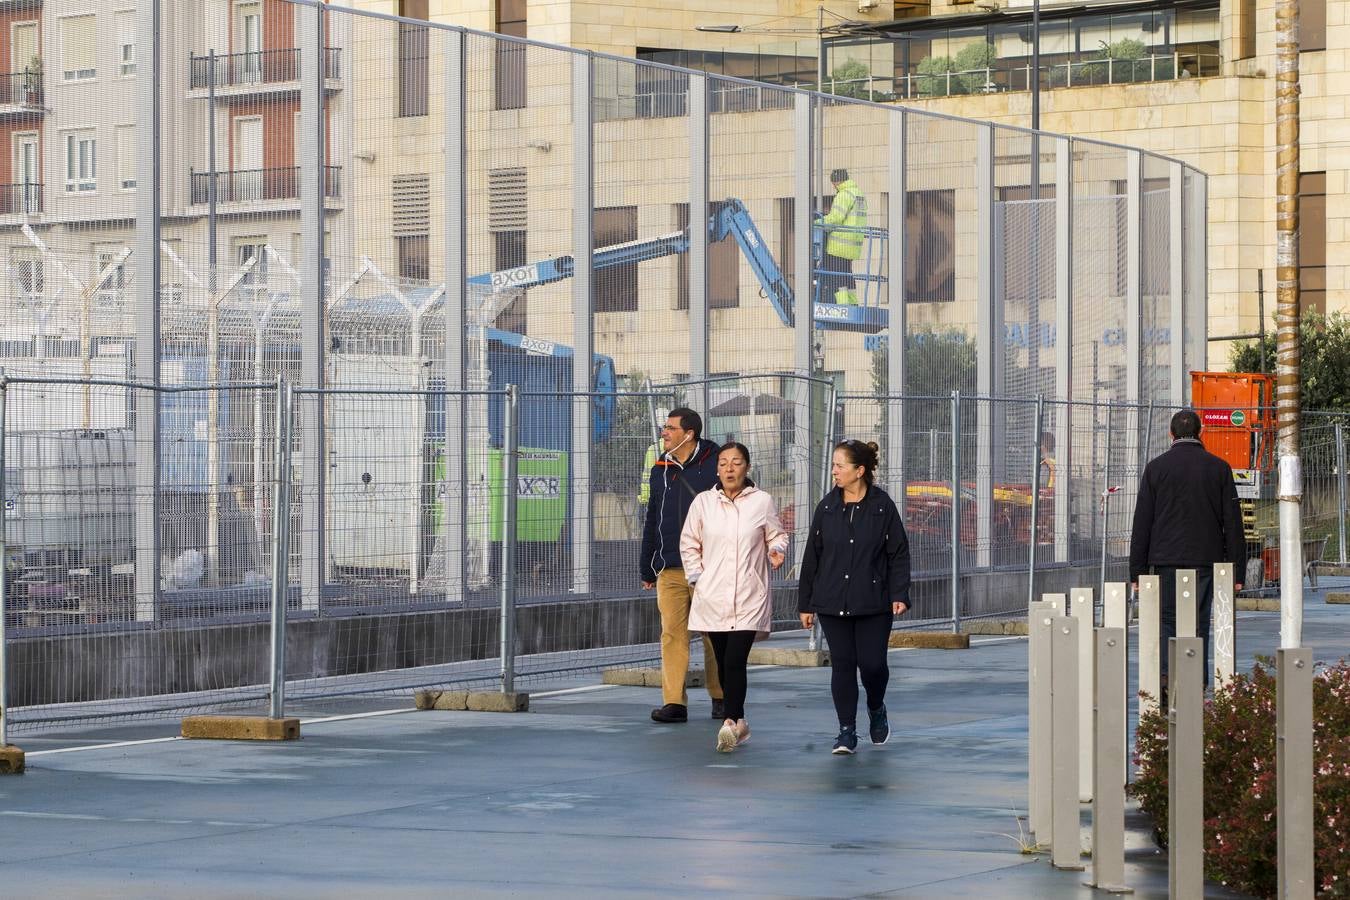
[1189,371,1275,475]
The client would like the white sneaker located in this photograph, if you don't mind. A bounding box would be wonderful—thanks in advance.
[716,720,738,753]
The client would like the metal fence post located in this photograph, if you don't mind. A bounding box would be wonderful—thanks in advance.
[1276,647,1314,900]
[1070,588,1094,802]
[1098,404,1113,598]
[0,370,7,749]
[1213,563,1236,686]
[268,378,293,720]
[1089,626,1130,894]
[951,390,962,633]
[501,384,520,694]
[1051,615,1084,870]
[1028,394,1044,609]
[1137,575,1161,715]
[1168,636,1204,899]
[1337,422,1347,564]
[1029,597,1061,840]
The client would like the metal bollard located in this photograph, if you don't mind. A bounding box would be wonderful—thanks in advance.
[1088,627,1131,894]
[1276,648,1314,900]
[500,383,520,694]
[1168,636,1204,899]
[1070,588,1094,802]
[1212,563,1236,686]
[1137,575,1161,713]
[1176,568,1197,639]
[1103,583,1128,629]
[1028,598,1061,839]
[1103,582,1129,782]
[1051,616,1085,870]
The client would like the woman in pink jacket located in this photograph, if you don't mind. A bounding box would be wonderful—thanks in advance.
[681,442,789,752]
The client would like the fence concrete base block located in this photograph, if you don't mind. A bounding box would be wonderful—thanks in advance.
[961,619,1029,636]
[180,716,300,741]
[464,692,529,713]
[415,690,470,710]
[0,746,25,775]
[1315,565,1350,577]
[1236,598,1281,612]
[889,632,971,650]
[1326,592,1350,605]
[747,647,830,667]
[1082,882,1134,894]
[601,667,704,688]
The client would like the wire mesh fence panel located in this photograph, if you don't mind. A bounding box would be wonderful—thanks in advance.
[2,380,281,733]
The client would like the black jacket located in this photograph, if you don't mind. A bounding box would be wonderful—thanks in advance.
[798,485,911,616]
[639,438,720,583]
[1129,439,1246,582]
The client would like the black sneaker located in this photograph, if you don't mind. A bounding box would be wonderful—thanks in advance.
[867,705,890,745]
[710,699,726,719]
[651,703,688,723]
[831,725,858,755]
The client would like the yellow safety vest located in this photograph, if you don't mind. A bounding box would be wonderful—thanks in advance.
[638,442,660,505]
[823,180,866,261]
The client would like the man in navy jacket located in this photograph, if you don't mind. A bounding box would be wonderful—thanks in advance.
[639,407,723,723]
[1130,409,1246,691]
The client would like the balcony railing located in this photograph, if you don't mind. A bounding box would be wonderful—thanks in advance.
[190,166,341,205]
[0,70,43,108]
[189,47,341,91]
[812,53,1223,103]
[0,182,42,215]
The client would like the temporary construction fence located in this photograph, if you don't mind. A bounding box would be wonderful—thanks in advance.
[2,373,1346,737]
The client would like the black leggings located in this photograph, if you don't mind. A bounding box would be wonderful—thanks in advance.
[707,631,756,721]
[818,612,892,727]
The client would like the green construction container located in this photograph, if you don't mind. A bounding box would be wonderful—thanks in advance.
[433,445,569,543]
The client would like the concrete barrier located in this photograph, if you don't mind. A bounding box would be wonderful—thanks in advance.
[0,745,24,775]
[414,690,529,712]
[888,632,970,650]
[1327,592,1350,605]
[181,716,300,741]
[746,648,829,667]
[1237,597,1281,612]
[601,668,705,687]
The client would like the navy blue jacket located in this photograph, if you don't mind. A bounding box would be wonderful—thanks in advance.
[798,485,911,616]
[639,438,720,583]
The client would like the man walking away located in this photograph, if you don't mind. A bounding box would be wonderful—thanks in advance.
[1129,409,1245,697]
[640,407,724,723]
[819,168,867,306]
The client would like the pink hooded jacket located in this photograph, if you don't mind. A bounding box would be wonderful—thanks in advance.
[681,485,789,634]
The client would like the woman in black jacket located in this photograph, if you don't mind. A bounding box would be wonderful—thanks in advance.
[798,440,911,754]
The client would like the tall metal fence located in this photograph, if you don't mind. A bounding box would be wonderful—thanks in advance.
[3,372,1346,735]
[0,1,1214,733]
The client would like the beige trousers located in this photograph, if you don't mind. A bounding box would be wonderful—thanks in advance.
[656,568,723,706]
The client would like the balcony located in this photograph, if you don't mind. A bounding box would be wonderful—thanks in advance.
[188,48,341,97]
[190,166,341,208]
[0,70,44,117]
[0,182,42,216]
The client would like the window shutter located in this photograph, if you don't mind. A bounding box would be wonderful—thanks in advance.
[391,174,430,237]
[61,15,97,78]
[488,168,526,232]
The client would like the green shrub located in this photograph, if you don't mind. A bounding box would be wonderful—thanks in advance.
[1131,657,1350,897]
[914,54,956,97]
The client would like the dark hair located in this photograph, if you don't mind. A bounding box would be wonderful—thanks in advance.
[1170,409,1202,440]
[835,439,880,487]
[668,407,702,440]
[1039,431,1055,453]
[718,441,750,466]
[830,168,849,183]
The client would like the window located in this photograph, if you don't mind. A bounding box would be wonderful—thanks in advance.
[778,197,796,291]
[234,237,269,301]
[397,236,430,282]
[493,230,527,331]
[1300,172,1326,315]
[905,189,955,302]
[64,130,97,193]
[398,0,429,117]
[94,242,128,308]
[116,10,136,76]
[60,15,97,81]
[996,185,1055,302]
[495,0,527,110]
[116,126,136,190]
[1303,0,1326,51]
[676,202,740,310]
[594,206,637,313]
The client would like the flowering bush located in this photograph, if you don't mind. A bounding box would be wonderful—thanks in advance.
[1131,658,1350,897]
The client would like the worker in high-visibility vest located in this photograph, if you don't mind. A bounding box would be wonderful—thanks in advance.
[638,440,660,506]
[819,168,867,306]
[1038,431,1056,490]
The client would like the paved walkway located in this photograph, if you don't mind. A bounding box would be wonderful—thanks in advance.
[1,588,1345,898]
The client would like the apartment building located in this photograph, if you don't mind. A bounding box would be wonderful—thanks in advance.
[0,0,351,357]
